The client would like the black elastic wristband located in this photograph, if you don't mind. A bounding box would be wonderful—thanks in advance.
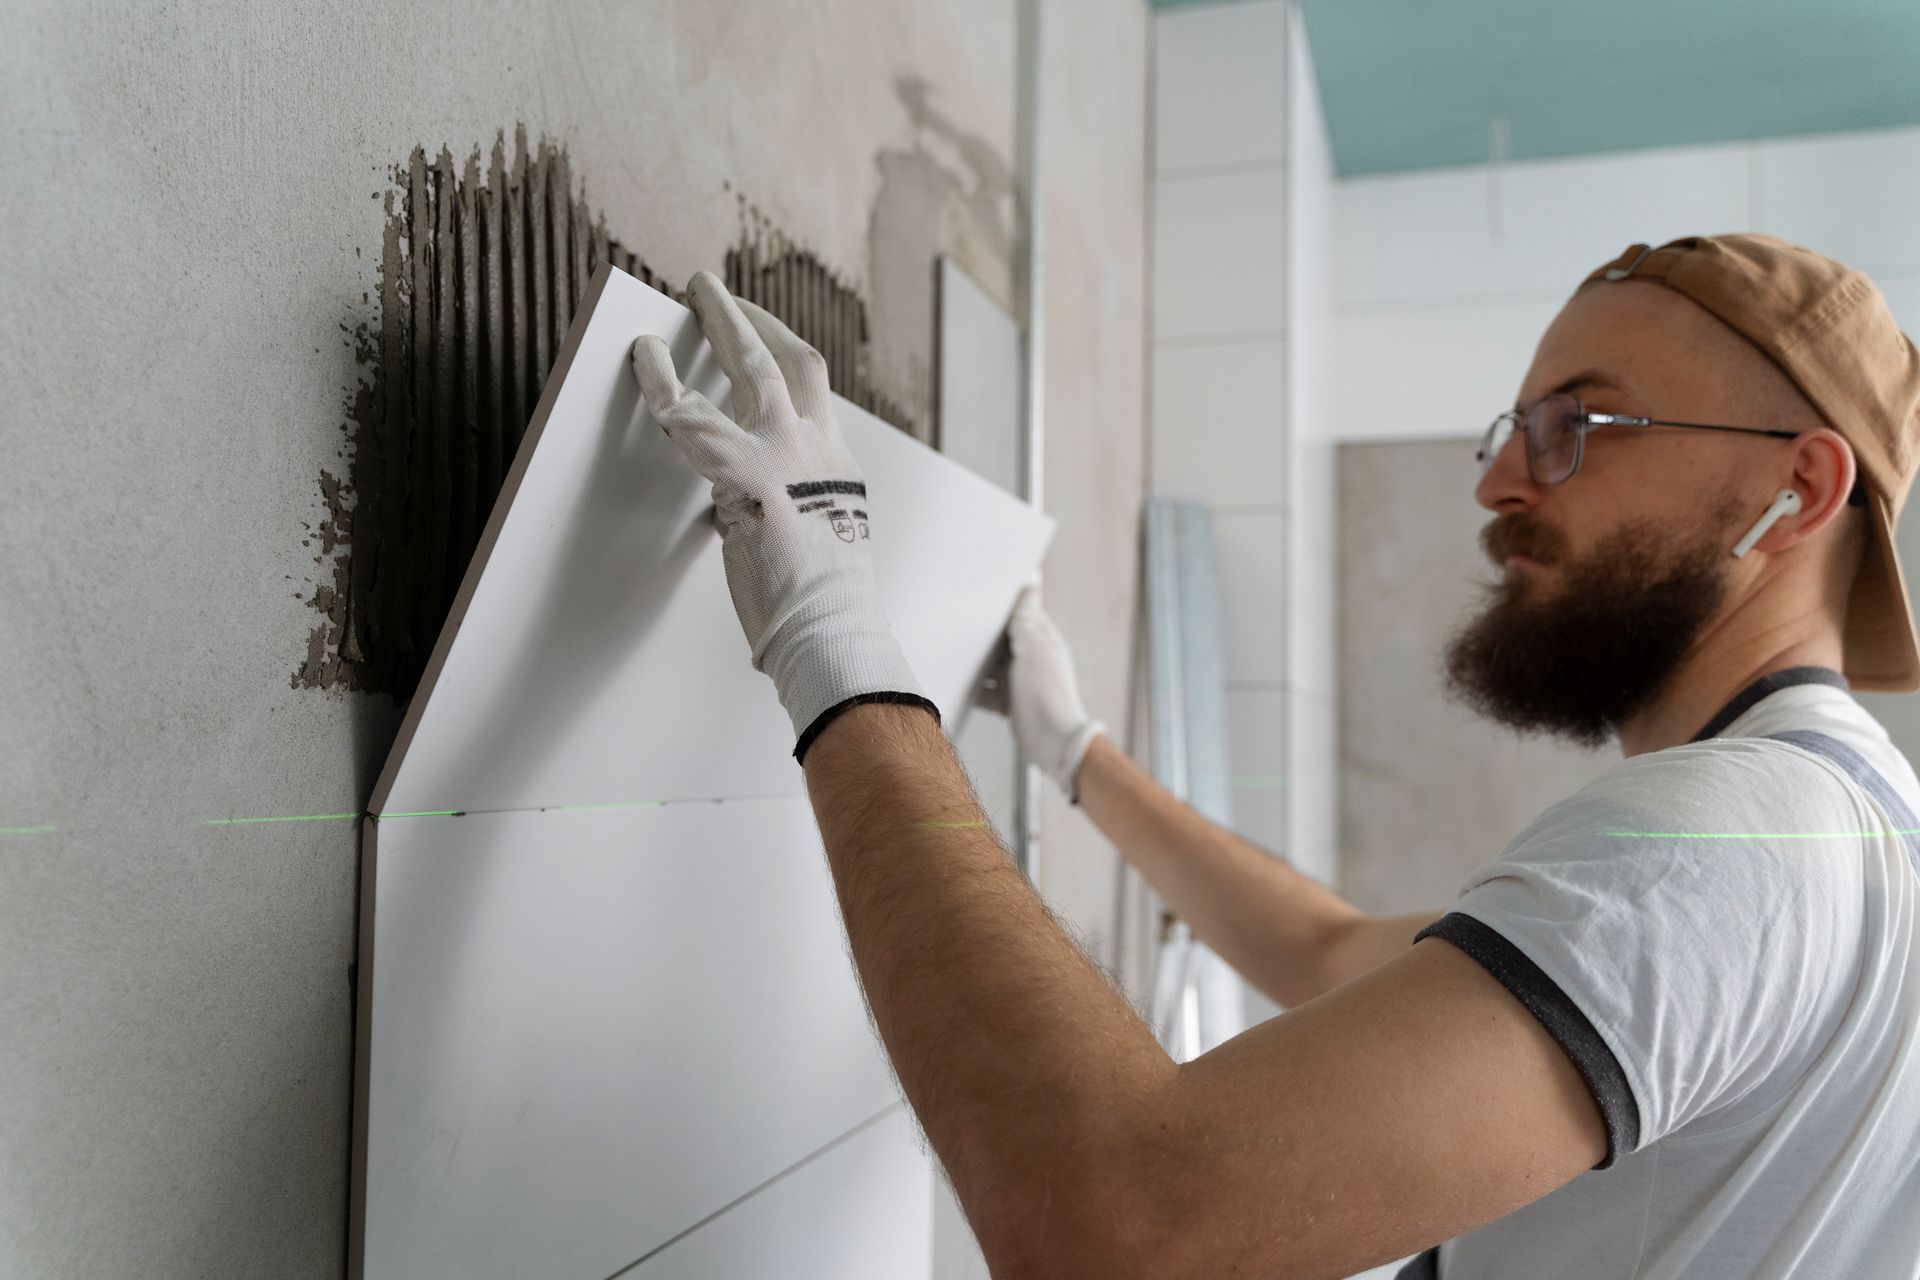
[793,691,943,764]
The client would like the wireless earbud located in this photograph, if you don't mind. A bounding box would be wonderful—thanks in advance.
[1732,489,1802,559]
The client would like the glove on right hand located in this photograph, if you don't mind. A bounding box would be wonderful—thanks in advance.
[981,586,1105,802]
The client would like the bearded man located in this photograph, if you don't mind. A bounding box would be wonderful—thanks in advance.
[638,235,1920,1278]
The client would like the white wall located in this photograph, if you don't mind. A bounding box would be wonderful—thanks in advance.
[1149,0,1344,1036]
[1150,0,1293,872]
[1149,0,1290,1040]
[1283,1,1339,895]
[1327,125,1920,443]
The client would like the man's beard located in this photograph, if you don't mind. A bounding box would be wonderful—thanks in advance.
[1440,497,1745,749]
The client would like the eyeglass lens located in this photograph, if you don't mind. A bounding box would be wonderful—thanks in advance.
[1477,393,1582,485]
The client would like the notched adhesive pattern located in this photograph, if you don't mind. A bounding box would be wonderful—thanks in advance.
[300,128,907,696]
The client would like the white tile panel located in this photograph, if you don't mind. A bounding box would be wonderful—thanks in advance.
[935,257,1022,490]
[1285,3,1342,900]
[1328,298,1566,443]
[630,1108,934,1280]
[1213,510,1286,684]
[358,799,901,1279]
[1153,168,1288,342]
[1333,146,1752,309]
[1150,338,1287,505]
[932,1172,991,1280]
[1231,782,1288,863]
[1285,437,1338,702]
[372,266,1054,816]
[1753,126,1920,273]
[1283,684,1338,886]
[1225,687,1285,787]
[1225,687,1286,851]
[1153,0,1288,175]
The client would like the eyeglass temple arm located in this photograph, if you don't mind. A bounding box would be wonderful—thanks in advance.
[1584,414,1866,503]
[1585,413,1801,440]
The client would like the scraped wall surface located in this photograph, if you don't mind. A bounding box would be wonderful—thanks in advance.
[0,3,1146,1274]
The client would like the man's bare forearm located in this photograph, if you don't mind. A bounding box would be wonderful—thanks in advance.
[1076,735,1438,1006]
[802,703,1176,1272]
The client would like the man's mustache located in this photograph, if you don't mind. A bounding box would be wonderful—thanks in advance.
[1483,515,1568,567]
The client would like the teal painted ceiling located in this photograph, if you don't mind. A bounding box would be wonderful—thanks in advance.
[1231,0,1920,177]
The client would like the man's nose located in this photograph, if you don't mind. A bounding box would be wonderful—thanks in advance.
[1475,427,1540,513]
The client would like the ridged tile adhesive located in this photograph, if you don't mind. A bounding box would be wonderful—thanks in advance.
[300,127,908,695]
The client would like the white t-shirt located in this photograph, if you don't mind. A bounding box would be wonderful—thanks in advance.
[1411,669,1920,1279]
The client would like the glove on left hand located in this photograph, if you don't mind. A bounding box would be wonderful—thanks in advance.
[631,270,935,760]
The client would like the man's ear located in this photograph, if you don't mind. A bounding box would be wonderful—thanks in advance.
[1782,428,1859,546]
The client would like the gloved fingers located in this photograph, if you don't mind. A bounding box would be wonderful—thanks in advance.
[632,335,741,480]
[736,297,836,428]
[686,270,795,427]
[1007,584,1056,645]
[631,334,689,411]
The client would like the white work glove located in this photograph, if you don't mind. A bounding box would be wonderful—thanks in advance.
[983,586,1105,803]
[631,270,935,761]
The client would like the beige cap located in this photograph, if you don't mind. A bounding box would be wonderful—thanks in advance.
[1582,234,1920,693]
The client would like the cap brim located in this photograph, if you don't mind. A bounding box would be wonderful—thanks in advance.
[1844,488,1920,692]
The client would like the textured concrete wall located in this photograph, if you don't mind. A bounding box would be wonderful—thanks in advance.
[0,2,1146,1274]
[1336,440,1615,916]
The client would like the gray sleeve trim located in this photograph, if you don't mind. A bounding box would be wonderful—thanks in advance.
[1415,911,1641,1169]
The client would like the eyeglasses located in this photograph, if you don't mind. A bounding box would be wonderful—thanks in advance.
[1477,393,1802,487]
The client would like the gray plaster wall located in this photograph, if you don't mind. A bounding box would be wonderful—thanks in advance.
[0,3,1146,1275]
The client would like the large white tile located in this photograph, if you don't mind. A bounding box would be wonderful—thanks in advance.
[1151,338,1287,505]
[932,1171,991,1280]
[1154,0,1289,174]
[936,256,1022,490]
[1232,780,1288,856]
[1225,687,1287,851]
[630,1108,933,1280]
[1754,126,1920,272]
[1284,433,1339,708]
[1226,687,1286,786]
[1213,510,1286,683]
[1284,684,1338,886]
[1285,1,1334,192]
[372,267,1053,816]
[1328,298,1565,443]
[1154,168,1288,342]
[1333,145,1752,309]
[359,799,900,1280]
[1226,685,1285,767]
